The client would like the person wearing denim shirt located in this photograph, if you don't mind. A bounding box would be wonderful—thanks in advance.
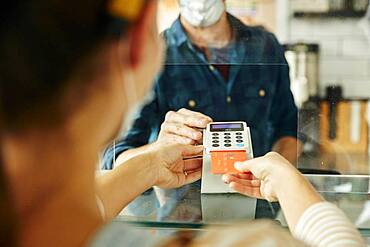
[102,2,299,170]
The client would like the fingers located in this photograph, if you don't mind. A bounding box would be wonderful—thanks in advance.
[159,133,196,145]
[233,155,273,180]
[161,122,202,141]
[222,173,263,199]
[234,152,296,181]
[165,109,212,129]
[184,169,202,184]
[234,157,263,173]
[180,145,204,157]
[159,109,212,145]
[227,173,255,180]
[174,136,196,145]
[222,174,263,199]
[228,182,263,199]
[178,108,213,122]
[183,159,202,171]
[222,174,260,187]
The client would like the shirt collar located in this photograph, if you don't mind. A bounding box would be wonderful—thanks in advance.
[170,17,189,47]
[169,13,251,47]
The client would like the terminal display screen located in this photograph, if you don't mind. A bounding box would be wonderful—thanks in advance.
[210,123,244,132]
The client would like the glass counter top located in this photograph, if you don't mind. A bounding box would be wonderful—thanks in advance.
[116,175,370,236]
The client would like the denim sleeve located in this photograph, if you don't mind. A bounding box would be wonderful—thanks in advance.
[101,84,165,170]
[269,35,299,145]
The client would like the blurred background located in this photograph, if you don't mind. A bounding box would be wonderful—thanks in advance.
[155,0,370,175]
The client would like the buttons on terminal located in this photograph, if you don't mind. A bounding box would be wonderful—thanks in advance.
[206,122,252,156]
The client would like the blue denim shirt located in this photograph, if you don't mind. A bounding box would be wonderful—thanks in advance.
[102,14,298,169]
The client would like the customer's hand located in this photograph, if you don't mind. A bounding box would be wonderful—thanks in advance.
[158,108,213,145]
[223,152,301,202]
[147,142,204,189]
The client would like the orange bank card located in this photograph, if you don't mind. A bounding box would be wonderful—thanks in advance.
[211,151,247,174]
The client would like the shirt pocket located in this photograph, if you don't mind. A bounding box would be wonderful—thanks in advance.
[238,84,273,127]
[168,90,213,112]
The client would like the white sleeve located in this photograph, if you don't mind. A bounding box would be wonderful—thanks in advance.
[293,202,365,247]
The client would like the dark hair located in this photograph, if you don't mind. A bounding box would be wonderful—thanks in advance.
[0,0,133,131]
[0,160,17,247]
[0,1,140,245]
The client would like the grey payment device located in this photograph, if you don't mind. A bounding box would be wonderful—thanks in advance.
[201,122,254,194]
[200,122,256,221]
[204,122,253,154]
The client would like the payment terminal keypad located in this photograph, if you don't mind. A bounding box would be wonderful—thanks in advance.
[208,130,248,151]
[204,122,254,174]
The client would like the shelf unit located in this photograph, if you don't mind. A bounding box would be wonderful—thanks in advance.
[293,11,367,18]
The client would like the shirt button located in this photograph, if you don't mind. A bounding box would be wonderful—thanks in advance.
[188,100,196,108]
[209,65,215,71]
[259,89,266,97]
[226,96,232,103]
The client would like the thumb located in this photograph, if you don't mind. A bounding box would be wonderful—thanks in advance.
[180,145,204,157]
[234,156,267,178]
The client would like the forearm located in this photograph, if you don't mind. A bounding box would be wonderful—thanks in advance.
[96,154,155,219]
[280,172,363,246]
[293,202,364,246]
[115,144,151,167]
[275,170,323,230]
[272,137,302,166]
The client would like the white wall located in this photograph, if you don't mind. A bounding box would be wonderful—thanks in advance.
[288,18,370,98]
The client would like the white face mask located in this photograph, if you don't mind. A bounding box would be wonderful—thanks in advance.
[179,0,225,28]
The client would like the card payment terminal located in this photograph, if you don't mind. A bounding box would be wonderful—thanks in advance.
[205,122,254,174]
[201,122,254,194]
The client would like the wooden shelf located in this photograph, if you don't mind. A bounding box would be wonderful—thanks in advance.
[294,11,367,18]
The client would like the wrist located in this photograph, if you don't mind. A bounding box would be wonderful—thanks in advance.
[126,151,157,189]
[141,147,160,187]
[272,165,303,199]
